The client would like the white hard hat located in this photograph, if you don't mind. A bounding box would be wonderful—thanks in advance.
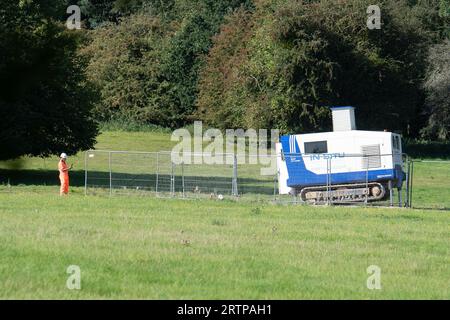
[60,153,68,159]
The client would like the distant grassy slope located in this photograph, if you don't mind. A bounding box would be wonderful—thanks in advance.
[0,193,448,299]
[0,131,175,187]
[0,131,175,171]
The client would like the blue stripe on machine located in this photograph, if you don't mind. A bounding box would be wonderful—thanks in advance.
[280,135,396,188]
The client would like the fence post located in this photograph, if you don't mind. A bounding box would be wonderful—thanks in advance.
[156,152,159,194]
[365,156,369,205]
[398,168,402,208]
[389,180,393,207]
[326,157,331,205]
[232,154,238,197]
[109,151,112,197]
[405,155,410,208]
[181,161,185,198]
[171,161,175,196]
[409,160,414,208]
[273,169,278,202]
[84,151,88,196]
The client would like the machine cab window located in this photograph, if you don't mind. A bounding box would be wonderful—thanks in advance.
[392,135,402,151]
[304,141,328,154]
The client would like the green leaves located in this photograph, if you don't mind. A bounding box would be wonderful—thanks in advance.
[197,0,445,136]
[83,0,250,128]
[0,1,98,160]
[421,40,450,141]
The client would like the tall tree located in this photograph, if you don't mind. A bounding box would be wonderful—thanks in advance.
[0,0,98,160]
[76,0,118,28]
[83,0,251,127]
[197,0,443,135]
[421,40,450,140]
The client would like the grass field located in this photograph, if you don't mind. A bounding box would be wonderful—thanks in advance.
[0,192,449,299]
[0,130,449,299]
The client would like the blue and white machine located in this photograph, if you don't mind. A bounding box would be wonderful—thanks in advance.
[276,106,404,202]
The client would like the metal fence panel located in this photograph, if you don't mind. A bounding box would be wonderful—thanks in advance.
[84,150,444,209]
[84,150,111,196]
[110,152,158,196]
[176,153,236,199]
[236,154,278,202]
[85,150,159,196]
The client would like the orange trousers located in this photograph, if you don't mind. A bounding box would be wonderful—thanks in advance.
[60,174,69,195]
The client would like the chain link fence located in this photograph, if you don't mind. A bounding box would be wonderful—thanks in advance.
[271,153,411,207]
[1,150,447,209]
[84,150,418,207]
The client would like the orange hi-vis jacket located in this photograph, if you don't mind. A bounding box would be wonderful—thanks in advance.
[58,159,69,194]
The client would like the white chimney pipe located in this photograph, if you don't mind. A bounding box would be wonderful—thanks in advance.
[330,106,356,131]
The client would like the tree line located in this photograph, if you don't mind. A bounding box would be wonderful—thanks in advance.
[0,0,449,160]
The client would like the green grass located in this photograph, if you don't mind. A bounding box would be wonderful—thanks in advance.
[409,161,450,209]
[0,130,449,299]
[0,131,175,172]
[0,192,448,299]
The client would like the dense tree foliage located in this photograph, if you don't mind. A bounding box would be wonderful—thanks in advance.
[421,40,450,140]
[81,13,174,124]
[76,0,118,27]
[1,0,448,162]
[83,0,252,127]
[197,0,447,135]
[81,0,447,137]
[0,0,98,160]
[196,7,255,129]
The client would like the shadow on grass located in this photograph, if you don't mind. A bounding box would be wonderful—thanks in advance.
[0,169,275,195]
[409,206,450,211]
[2,169,448,210]
[0,169,86,187]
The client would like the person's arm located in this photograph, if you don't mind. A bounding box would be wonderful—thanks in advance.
[60,163,72,172]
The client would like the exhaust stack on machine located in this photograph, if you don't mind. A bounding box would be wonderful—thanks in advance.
[330,106,356,131]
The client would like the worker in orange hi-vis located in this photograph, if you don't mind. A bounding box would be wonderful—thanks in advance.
[58,153,73,196]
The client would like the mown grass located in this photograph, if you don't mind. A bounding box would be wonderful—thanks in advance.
[411,161,450,209]
[0,131,449,299]
[0,131,174,172]
[0,192,448,299]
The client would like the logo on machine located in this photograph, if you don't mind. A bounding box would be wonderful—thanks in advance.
[288,136,303,162]
[289,136,299,154]
[287,136,345,161]
[309,153,345,161]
